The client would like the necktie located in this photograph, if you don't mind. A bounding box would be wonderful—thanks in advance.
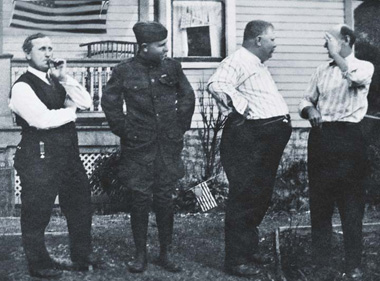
[46,74,55,88]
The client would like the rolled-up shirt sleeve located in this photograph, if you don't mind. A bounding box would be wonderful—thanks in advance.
[207,62,248,115]
[9,82,77,129]
[299,70,320,116]
[343,60,374,87]
[60,75,92,110]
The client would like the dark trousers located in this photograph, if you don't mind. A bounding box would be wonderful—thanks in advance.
[14,148,92,271]
[221,115,292,266]
[308,122,367,269]
[118,154,178,253]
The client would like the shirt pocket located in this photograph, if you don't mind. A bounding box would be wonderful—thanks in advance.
[158,74,178,87]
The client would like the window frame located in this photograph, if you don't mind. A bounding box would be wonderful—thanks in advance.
[170,0,227,62]
[166,0,235,62]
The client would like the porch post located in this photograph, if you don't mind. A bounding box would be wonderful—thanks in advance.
[344,0,353,28]
[138,0,150,22]
[0,54,14,127]
[0,0,3,54]
[0,54,15,216]
[0,148,14,217]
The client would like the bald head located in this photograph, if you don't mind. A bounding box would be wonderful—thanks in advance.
[328,24,356,48]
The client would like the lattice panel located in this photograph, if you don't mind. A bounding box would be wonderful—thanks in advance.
[14,152,109,204]
[80,153,105,177]
[14,172,21,205]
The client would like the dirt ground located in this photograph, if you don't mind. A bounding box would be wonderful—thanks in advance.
[0,207,379,281]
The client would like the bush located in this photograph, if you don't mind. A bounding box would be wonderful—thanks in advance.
[272,160,309,212]
[89,149,132,213]
[89,149,226,214]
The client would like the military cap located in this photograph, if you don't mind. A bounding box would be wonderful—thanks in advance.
[133,21,168,44]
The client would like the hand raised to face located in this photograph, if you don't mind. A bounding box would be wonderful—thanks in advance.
[324,32,341,57]
[49,58,67,82]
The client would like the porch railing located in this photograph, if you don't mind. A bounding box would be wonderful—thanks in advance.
[11,59,216,127]
[11,59,120,112]
[79,40,138,59]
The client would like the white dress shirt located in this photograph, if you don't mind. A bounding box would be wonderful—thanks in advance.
[299,53,374,123]
[9,66,92,129]
[207,47,289,119]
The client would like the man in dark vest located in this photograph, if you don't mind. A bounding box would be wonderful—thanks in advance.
[9,33,101,279]
[102,21,195,273]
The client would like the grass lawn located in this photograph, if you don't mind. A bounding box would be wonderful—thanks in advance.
[280,225,380,281]
[0,208,379,281]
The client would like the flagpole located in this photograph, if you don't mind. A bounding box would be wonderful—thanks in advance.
[186,172,223,192]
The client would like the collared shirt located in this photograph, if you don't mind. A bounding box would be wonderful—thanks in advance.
[207,47,289,119]
[299,53,374,123]
[9,66,92,129]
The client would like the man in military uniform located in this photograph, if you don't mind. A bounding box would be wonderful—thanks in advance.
[101,21,195,273]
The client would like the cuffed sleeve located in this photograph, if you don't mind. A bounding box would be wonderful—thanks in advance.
[208,81,248,115]
[299,70,320,118]
[207,62,249,115]
[60,75,92,110]
[343,60,374,87]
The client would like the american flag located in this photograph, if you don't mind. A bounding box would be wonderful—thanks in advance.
[10,0,110,34]
[193,181,218,212]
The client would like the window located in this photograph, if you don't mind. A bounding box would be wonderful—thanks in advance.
[171,0,225,61]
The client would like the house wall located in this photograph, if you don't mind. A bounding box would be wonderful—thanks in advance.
[165,0,348,128]
[0,0,356,211]
[235,0,346,126]
[2,0,349,127]
[1,0,143,59]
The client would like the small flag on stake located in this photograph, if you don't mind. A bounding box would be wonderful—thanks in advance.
[193,181,217,212]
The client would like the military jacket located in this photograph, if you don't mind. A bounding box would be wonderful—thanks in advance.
[102,55,195,169]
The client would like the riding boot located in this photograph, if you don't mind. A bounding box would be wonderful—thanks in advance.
[155,208,182,272]
[128,210,148,273]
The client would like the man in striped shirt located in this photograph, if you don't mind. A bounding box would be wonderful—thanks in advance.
[208,20,292,277]
[299,24,374,280]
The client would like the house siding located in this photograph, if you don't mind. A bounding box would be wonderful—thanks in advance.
[2,0,141,59]
[180,0,347,128]
[236,0,345,127]
[1,0,347,128]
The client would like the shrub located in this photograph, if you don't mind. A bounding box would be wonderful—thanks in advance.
[89,149,132,213]
[272,159,309,213]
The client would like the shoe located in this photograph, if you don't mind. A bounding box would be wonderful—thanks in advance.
[128,258,147,273]
[225,264,261,277]
[51,259,73,271]
[344,268,363,280]
[250,253,273,265]
[70,254,106,271]
[29,268,63,279]
[155,257,182,273]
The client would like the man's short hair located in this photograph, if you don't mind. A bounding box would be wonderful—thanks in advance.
[22,33,47,54]
[340,25,356,48]
[243,20,274,42]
